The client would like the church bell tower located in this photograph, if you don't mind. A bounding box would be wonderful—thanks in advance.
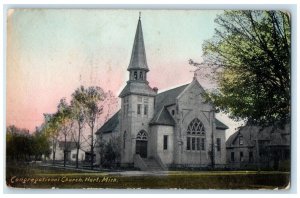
[119,14,156,165]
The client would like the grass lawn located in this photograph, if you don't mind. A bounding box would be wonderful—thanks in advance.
[6,164,290,189]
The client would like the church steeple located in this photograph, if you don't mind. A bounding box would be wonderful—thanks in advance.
[128,13,149,75]
[119,13,156,98]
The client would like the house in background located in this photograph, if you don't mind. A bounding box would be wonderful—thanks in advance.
[95,15,228,170]
[226,124,290,170]
[49,141,85,162]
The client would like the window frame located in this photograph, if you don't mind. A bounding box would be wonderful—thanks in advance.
[231,152,235,162]
[137,104,141,115]
[139,71,143,80]
[240,151,244,162]
[239,136,244,145]
[191,137,196,150]
[134,71,138,80]
[163,135,168,150]
[249,151,253,162]
[144,104,148,116]
[186,118,206,152]
[186,137,191,150]
[201,138,205,151]
[216,138,221,151]
[196,137,200,151]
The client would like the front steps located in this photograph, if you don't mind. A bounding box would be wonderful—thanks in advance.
[142,157,165,171]
[133,155,166,171]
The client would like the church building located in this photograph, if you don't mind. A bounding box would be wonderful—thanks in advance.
[95,15,228,170]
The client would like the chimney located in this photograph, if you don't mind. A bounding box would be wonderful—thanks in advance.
[153,87,158,93]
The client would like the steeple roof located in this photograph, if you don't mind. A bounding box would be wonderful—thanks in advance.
[127,15,149,71]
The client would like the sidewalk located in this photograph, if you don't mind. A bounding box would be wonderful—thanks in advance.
[39,163,170,176]
[40,163,103,173]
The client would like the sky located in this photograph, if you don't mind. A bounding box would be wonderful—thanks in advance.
[6,9,243,138]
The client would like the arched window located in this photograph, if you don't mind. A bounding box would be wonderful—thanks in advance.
[136,130,148,141]
[139,71,143,80]
[134,71,138,80]
[187,118,205,135]
[123,131,127,149]
[186,118,206,151]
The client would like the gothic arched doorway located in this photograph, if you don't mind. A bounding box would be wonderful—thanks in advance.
[136,130,148,158]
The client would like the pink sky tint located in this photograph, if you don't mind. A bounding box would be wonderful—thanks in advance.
[6,9,242,137]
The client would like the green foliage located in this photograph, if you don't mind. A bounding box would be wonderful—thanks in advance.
[70,85,107,168]
[70,86,106,127]
[6,125,51,161]
[202,11,290,126]
[101,138,120,167]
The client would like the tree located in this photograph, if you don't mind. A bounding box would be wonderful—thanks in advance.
[197,10,290,127]
[102,137,121,168]
[6,125,31,161]
[56,98,73,167]
[70,86,87,168]
[32,130,51,161]
[95,90,118,167]
[6,125,50,162]
[69,86,107,169]
[42,113,61,164]
[83,86,106,170]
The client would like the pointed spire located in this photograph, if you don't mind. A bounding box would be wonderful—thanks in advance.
[127,13,149,72]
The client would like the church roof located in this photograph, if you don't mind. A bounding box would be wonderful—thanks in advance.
[154,84,189,114]
[152,83,228,130]
[95,110,120,134]
[127,16,149,71]
[100,83,229,133]
[119,81,157,97]
[150,107,176,126]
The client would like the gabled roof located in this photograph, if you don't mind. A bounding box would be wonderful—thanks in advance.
[215,119,229,130]
[95,110,120,134]
[226,126,259,148]
[154,84,189,114]
[152,83,228,130]
[225,125,290,148]
[150,107,175,126]
[127,17,149,71]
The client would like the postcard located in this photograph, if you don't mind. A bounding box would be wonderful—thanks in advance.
[5,9,291,189]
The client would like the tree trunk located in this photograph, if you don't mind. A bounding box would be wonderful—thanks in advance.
[210,111,215,169]
[256,138,261,171]
[75,121,81,169]
[91,125,94,170]
[76,147,79,168]
[63,134,67,167]
[52,137,56,165]
[52,152,56,165]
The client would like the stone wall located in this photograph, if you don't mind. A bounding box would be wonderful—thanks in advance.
[150,125,174,165]
[120,94,155,164]
[172,80,226,166]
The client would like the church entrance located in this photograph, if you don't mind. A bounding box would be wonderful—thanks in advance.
[135,130,148,158]
[136,140,147,158]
